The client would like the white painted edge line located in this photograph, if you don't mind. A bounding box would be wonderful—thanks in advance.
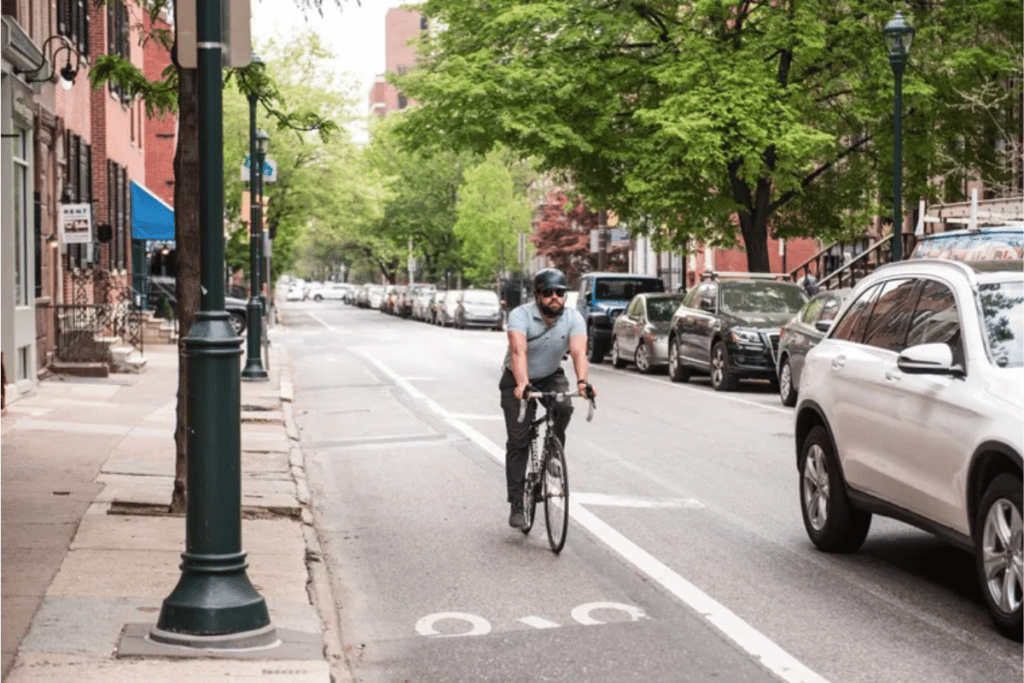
[588,365,792,416]
[327,327,829,683]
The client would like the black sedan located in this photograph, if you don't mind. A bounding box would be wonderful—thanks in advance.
[667,276,808,391]
[775,288,849,406]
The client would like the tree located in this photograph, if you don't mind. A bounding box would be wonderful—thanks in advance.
[361,116,470,284]
[453,150,534,286]
[90,0,343,513]
[531,190,595,284]
[395,0,1022,272]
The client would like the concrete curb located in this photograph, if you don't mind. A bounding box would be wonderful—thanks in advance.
[278,344,352,683]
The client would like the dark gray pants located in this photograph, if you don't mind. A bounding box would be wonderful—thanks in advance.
[499,368,573,503]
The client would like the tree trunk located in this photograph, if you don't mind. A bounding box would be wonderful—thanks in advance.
[729,163,773,273]
[170,67,200,514]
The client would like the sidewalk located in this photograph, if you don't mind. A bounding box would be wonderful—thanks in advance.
[1,333,342,682]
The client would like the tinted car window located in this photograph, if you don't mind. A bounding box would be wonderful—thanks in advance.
[594,278,664,300]
[647,296,686,322]
[980,280,1024,368]
[862,278,917,352]
[831,283,881,342]
[907,280,961,354]
[819,295,843,323]
[800,298,825,324]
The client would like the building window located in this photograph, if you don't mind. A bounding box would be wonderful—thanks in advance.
[57,0,90,57]
[398,93,408,110]
[64,131,93,269]
[107,0,130,101]
[12,128,30,306]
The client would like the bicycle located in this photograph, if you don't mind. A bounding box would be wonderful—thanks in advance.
[517,386,595,553]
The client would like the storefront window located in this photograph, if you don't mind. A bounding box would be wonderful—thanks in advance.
[12,128,29,306]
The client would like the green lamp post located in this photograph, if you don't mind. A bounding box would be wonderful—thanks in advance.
[242,105,269,381]
[883,10,914,262]
[152,0,273,646]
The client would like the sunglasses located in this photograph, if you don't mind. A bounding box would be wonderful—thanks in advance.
[539,287,567,298]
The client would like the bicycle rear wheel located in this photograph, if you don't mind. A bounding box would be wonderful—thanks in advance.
[543,437,569,553]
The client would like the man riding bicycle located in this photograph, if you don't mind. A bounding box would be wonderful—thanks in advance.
[500,268,596,529]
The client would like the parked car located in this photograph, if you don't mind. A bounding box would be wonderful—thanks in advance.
[365,284,386,310]
[795,257,1023,639]
[667,274,808,390]
[611,292,687,373]
[577,272,666,362]
[426,290,446,324]
[310,282,351,302]
[776,288,850,406]
[455,289,503,330]
[404,283,436,319]
[437,290,462,327]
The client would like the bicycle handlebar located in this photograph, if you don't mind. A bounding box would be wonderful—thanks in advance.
[517,386,596,424]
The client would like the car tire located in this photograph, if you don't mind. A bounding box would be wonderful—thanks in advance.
[668,337,691,383]
[799,425,871,553]
[635,341,653,374]
[778,356,798,407]
[974,473,1023,640]
[229,311,247,336]
[611,337,627,369]
[313,294,323,302]
[710,341,738,392]
[587,328,606,364]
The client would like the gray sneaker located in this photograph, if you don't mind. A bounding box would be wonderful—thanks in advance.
[508,504,526,529]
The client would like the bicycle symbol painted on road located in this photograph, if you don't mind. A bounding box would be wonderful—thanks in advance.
[415,602,646,637]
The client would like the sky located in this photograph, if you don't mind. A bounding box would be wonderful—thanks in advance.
[250,0,411,143]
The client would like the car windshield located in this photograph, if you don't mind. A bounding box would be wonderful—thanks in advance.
[980,280,1024,368]
[647,296,686,322]
[594,279,664,300]
[720,283,807,314]
[464,291,498,304]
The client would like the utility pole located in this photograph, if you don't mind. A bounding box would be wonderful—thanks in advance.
[597,210,608,271]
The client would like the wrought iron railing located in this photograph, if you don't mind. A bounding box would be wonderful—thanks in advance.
[788,233,917,291]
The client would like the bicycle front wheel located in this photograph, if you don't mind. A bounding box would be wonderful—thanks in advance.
[543,437,569,553]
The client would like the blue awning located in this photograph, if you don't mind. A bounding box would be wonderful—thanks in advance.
[131,180,174,241]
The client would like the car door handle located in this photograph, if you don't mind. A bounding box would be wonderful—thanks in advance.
[831,356,846,370]
[885,371,901,382]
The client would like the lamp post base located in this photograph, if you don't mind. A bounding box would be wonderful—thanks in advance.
[241,361,269,381]
[155,559,272,639]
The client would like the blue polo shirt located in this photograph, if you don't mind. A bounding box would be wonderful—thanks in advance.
[502,303,587,379]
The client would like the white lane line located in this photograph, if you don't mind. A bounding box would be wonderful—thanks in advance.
[307,311,351,333]
[327,332,828,683]
[573,493,704,509]
[449,414,504,421]
[588,365,792,415]
[519,616,559,629]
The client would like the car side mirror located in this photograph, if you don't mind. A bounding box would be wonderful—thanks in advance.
[699,299,715,313]
[897,343,960,376]
[815,319,833,333]
[584,293,592,305]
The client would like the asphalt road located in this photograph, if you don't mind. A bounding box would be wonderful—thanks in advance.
[281,298,1022,683]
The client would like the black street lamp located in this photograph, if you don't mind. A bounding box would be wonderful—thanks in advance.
[241,74,269,381]
[883,10,914,262]
[152,0,272,646]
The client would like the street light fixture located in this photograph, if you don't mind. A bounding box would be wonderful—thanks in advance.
[241,58,269,381]
[883,10,914,262]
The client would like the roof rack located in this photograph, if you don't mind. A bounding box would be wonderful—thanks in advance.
[916,189,1024,234]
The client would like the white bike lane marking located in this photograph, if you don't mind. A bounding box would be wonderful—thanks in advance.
[416,603,646,637]
[347,345,829,683]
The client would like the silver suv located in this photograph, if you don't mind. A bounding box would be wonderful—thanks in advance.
[795,257,1023,639]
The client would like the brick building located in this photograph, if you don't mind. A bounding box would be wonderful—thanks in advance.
[368,7,424,117]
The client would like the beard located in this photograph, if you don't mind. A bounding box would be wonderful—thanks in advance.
[537,297,564,318]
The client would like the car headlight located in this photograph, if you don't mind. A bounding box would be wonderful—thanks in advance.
[729,328,764,346]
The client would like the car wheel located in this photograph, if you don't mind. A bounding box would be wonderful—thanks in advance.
[313,294,323,302]
[778,356,798,407]
[668,338,691,383]
[799,425,871,553]
[975,473,1023,640]
[587,328,605,363]
[635,341,653,374]
[229,311,247,336]
[611,337,627,369]
[710,341,738,391]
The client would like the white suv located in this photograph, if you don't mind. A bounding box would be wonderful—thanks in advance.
[795,257,1023,639]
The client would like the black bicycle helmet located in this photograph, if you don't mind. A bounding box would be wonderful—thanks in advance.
[533,268,568,291]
